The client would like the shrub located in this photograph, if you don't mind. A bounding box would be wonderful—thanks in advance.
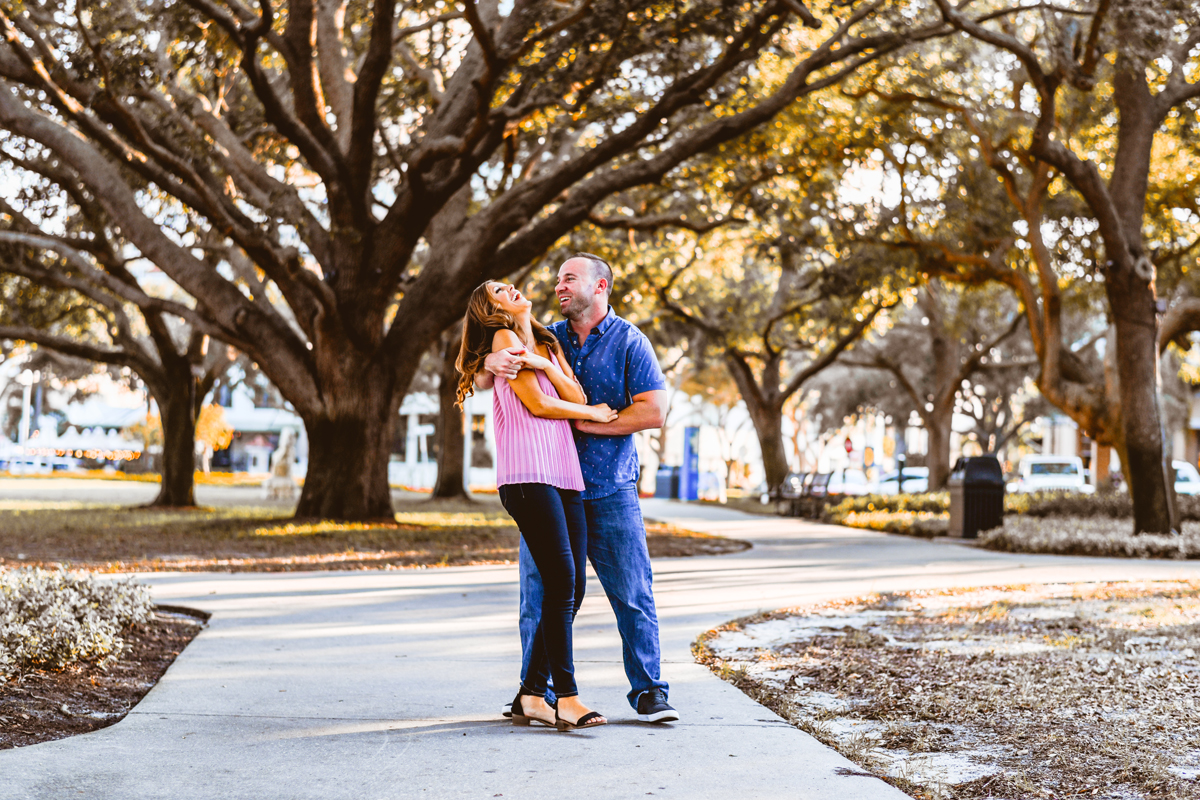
[823,493,950,520]
[978,517,1200,559]
[1006,491,1132,518]
[835,510,949,538]
[0,567,153,682]
[821,494,949,538]
[1005,491,1200,520]
[824,490,1200,541]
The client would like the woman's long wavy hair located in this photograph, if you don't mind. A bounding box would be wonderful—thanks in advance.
[456,282,558,408]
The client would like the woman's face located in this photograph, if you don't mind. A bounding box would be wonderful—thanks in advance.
[487,282,532,315]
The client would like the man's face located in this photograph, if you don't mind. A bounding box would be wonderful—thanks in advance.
[555,259,602,320]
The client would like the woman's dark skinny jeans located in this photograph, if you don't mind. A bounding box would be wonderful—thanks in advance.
[499,482,587,699]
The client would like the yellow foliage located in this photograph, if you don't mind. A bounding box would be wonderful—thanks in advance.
[196,404,234,451]
[127,412,162,448]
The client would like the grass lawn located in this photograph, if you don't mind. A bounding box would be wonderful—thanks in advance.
[0,496,748,572]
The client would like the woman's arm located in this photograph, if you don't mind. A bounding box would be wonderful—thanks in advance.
[551,341,588,404]
[521,341,586,404]
[492,330,615,422]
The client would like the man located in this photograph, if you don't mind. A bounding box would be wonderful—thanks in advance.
[478,253,678,723]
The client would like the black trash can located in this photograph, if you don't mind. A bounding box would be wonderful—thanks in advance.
[948,456,1005,539]
[655,465,681,499]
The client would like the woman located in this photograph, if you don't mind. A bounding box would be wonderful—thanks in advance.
[456,280,615,731]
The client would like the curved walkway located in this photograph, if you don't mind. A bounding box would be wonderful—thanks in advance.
[5,498,1200,799]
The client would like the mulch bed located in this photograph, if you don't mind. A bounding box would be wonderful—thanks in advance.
[1,608,206,750]
[696,582,1200,800]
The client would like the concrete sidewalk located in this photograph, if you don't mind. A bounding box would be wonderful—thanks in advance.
[5,497,1200,799]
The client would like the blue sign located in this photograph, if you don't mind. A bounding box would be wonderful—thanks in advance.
[681,426,700,501]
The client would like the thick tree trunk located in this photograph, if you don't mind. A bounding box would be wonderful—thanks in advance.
[925,406,954,491]
[724,353,790,493]
[1093,444,1112,491]
[748,402,789,493]
[149,382,198,508]
[295,370,398,520]
[1108,285,1177,532]
[432,324,469,500]
[1104,79,1177,534]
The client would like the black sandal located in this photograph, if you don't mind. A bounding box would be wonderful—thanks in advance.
[555,709,607,731]
[511,692,554,727]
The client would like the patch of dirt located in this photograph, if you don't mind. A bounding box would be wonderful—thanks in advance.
[0,502,749,572]
[696,582,1200,799]
[0,607,206,749]
[646,520,752,557]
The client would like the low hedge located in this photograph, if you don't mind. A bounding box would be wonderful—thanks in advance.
[821,494,949,537]
[833,510,949,538]
[1010,492,1200,520]
[825,490,1200,526]
[979,516,1200,559]
[0,567,153,682]
[822,493,950,518]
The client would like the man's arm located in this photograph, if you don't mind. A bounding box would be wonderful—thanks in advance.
[474,347,525,390]
[574,389,667,436]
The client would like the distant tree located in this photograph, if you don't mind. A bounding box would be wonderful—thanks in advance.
[0,347,93,442]
[658,233,897,493]
[194,403,235,472]
[783,376,858,473]
[841,281,1030,489]
[957,373,1050,464]
[576,89,915,493]
[926,0,1200,531]
[431,320,468,500]
[0,238,232,505]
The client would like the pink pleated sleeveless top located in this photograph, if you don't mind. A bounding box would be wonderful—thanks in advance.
[492,348,586,491]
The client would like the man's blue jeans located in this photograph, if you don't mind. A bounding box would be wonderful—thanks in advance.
[519,483,668,709]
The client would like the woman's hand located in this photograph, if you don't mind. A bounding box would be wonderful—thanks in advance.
[520,352,555,372]
[589,403,619,423]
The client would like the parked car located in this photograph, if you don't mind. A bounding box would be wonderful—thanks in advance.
[872,466,930,495]
[826,468,871,496]
[1007,455,1094,494]
[1174,460,1200,496]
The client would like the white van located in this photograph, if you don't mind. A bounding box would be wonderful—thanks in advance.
[1174,460,1200,496]
[1008,455,1094,494]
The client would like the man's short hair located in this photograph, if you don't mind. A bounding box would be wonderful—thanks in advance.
[571,252,613,297]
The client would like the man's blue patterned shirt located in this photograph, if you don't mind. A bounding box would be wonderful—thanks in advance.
[549,308,666,500]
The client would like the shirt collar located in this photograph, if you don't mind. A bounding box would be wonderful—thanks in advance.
[567,306,616,346]
[594,306,617,335]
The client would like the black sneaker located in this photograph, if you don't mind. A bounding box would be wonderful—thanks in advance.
[636,689,679,723]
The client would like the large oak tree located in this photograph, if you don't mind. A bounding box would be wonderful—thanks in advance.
[928,0,1200,531]
[0,0,950,519]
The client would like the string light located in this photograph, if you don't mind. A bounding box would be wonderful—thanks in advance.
[22,447,142,461]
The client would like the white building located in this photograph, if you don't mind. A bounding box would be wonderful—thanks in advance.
[386,389,497,490]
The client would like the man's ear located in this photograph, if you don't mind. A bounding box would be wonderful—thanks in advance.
[596,280,609,296]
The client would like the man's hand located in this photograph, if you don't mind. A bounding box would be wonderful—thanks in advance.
[484,347,526,380]
[573,419,612,435]
[573,390,667,436]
